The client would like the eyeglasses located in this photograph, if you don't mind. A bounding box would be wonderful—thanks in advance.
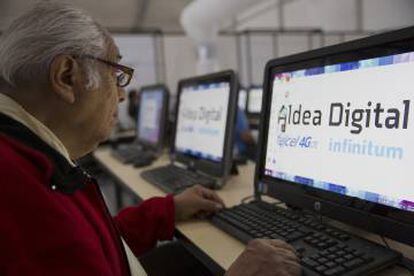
[75,54,134,88]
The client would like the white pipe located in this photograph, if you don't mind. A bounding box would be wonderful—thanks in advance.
[180,0,263,74]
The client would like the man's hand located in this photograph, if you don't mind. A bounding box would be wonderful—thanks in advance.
[173,185,225,221]
[226,239,301,276]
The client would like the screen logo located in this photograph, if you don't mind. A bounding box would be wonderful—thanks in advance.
[275,100,410,135]
[278,106,288,132]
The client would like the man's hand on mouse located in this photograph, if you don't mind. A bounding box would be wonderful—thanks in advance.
[173,185,225,221]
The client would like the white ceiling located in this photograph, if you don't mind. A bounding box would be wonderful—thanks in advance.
[1,0,414,34]
[0,0,193,32]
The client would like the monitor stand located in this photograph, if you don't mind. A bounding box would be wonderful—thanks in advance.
[230,160,243,175]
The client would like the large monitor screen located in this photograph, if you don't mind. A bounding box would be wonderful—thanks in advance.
[175,82,230,162]
[264,51,414,212]
[247,87,263,114]
[137,88,165,145]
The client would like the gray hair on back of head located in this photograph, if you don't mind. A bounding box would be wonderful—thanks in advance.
[0,2,111,90]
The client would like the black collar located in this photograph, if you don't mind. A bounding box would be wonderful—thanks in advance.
[0,113,92,194]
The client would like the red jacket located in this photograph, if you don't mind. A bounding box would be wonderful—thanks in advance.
[0,114,175,275]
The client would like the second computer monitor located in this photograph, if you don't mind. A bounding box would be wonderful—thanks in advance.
[136,84,169,150]
[247,86,263,117]
[172,70,238,179]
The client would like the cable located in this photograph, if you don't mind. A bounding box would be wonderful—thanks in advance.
[272,200,284,206]
[400,260,414,276]
[240,195,255,204]
[381,236,414,276]
[240,195,284,205]
[381,236,390,249]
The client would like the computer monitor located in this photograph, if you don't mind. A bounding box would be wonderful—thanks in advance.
[255,27,414,247]
[136,84,169,150]
[247,86,263,116]
[238,87,247,111]
[172,70,238,179]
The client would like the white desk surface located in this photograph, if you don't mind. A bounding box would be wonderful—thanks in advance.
[94,148,414,275]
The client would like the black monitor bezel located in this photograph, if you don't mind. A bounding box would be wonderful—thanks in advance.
[255,26,414,247]
[246,85,263,118]
[136,84,169,151]
[171,70,238,178]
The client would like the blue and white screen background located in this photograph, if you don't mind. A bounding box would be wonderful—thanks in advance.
[264,52,414,212]
[175,82,230,162]
[137,90,164,144]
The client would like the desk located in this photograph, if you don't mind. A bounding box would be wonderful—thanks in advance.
[94,148,414,275]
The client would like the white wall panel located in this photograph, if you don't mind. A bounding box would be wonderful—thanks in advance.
[113,34,157,129]
[163,35,196,94]
[216,36,238,73]
[249,35,274,85]
[278,34,310,57]
[363,0,414,30]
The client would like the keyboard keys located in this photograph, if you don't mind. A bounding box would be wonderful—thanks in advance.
[335,257,345,263]
[325,261,336,268]
[343,258,364,269]
[293,245,306,254]
[142,165,216,192]
[362,256,374,263]
[211,202,394,276]
[353,250,365,257]
[317,242,329,249]
[302,257,319,268]
[270,233,281,239]
[319,257,328,263]
[329,254,339,260]
[285,231,306,242]
[337,244,347,249]
[344,254,354,260]
[323,266,345,276]
[315,265,328,273]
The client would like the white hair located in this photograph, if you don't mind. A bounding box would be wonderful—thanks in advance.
[0,2,111,90]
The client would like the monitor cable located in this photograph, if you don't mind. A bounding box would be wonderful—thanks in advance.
[381,236,414,276]
[240,195,255,204]
[240,195,283,206]
[381,236,391,249]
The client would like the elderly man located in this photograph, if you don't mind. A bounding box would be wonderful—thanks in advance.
[0,3,300,276]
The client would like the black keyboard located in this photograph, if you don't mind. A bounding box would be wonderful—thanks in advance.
[211,201,401,276]
[112,145,155,164]
[141,164,216,193]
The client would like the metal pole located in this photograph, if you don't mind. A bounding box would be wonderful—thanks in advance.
[307,33,313,51]
[355,0,364,32]
[235,33,244,85]
[272,32,279,57]
[278,0,285,30]
[154,32,166,83]
[246,32,253,86]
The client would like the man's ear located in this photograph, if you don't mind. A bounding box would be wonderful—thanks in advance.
[49,55,79,104]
